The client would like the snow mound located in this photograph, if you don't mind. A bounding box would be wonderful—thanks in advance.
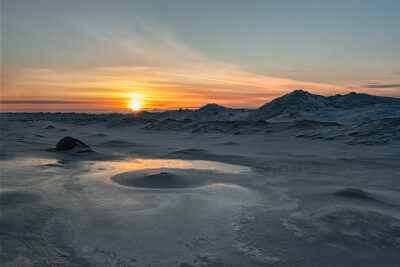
[111,169,214,189]
[44,125,56,130]
[333,187,373,200]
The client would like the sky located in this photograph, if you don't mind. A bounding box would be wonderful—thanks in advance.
[1,0,400,112]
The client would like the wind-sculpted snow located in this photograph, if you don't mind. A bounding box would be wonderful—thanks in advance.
[142,118,400,145]
[1,108,399,266]
[0,191,88,266]
[142,120,277,134]
[296,118,400,145]
[283,207,400,249]
[5,111,399,145]
[142,119,343,137]
[343,118,400,145]
[0,191,41,206]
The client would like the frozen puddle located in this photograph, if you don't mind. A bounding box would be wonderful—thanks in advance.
[80,158,258,209]
[69,159,261,265]
[78,158,260,222]
[82,158,252,190]
[2,157,261,265]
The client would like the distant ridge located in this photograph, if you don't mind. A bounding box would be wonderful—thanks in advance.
[49,89,398,125]
[185,103,249,121]
[247,89,400,123]
[325,92,400,109]
[197,103,229,111]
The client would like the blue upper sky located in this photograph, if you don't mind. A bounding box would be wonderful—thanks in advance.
[1,0,400,111]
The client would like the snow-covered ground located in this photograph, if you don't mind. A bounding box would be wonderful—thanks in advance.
[1,91,400,266]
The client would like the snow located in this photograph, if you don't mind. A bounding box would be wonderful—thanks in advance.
[1,90,400,266]
[184,103,251,121]
[248,90,400,124]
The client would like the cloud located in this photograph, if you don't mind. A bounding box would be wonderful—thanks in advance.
[0,100,84,104]
[2,61,343,109]
[366,83,400,88]
[63,16,207,69]
[2,17,345,110]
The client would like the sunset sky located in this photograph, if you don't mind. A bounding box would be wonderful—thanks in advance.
[1,0,400,112]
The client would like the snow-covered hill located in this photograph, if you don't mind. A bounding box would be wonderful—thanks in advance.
[247,90,400,124]
[184,103,251,121]
[247,89,327,121]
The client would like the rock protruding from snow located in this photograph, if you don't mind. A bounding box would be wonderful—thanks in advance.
[56,136,91,152]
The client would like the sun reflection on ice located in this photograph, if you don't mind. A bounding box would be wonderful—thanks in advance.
[102,159,251,174]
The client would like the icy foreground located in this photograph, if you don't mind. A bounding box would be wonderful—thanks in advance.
[1,91,400,266]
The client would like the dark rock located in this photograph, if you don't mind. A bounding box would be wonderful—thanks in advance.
[56,136,91,151]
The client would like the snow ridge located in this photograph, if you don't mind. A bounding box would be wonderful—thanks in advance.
[247,89,400,123]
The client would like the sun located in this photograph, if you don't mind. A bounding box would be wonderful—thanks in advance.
[130,100,141,111]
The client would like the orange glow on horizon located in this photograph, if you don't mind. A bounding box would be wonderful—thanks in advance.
[3,65,399,113]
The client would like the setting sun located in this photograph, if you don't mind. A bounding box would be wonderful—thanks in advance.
[130,100,141,111]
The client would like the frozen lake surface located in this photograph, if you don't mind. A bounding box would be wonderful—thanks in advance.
[1,113,400,266]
